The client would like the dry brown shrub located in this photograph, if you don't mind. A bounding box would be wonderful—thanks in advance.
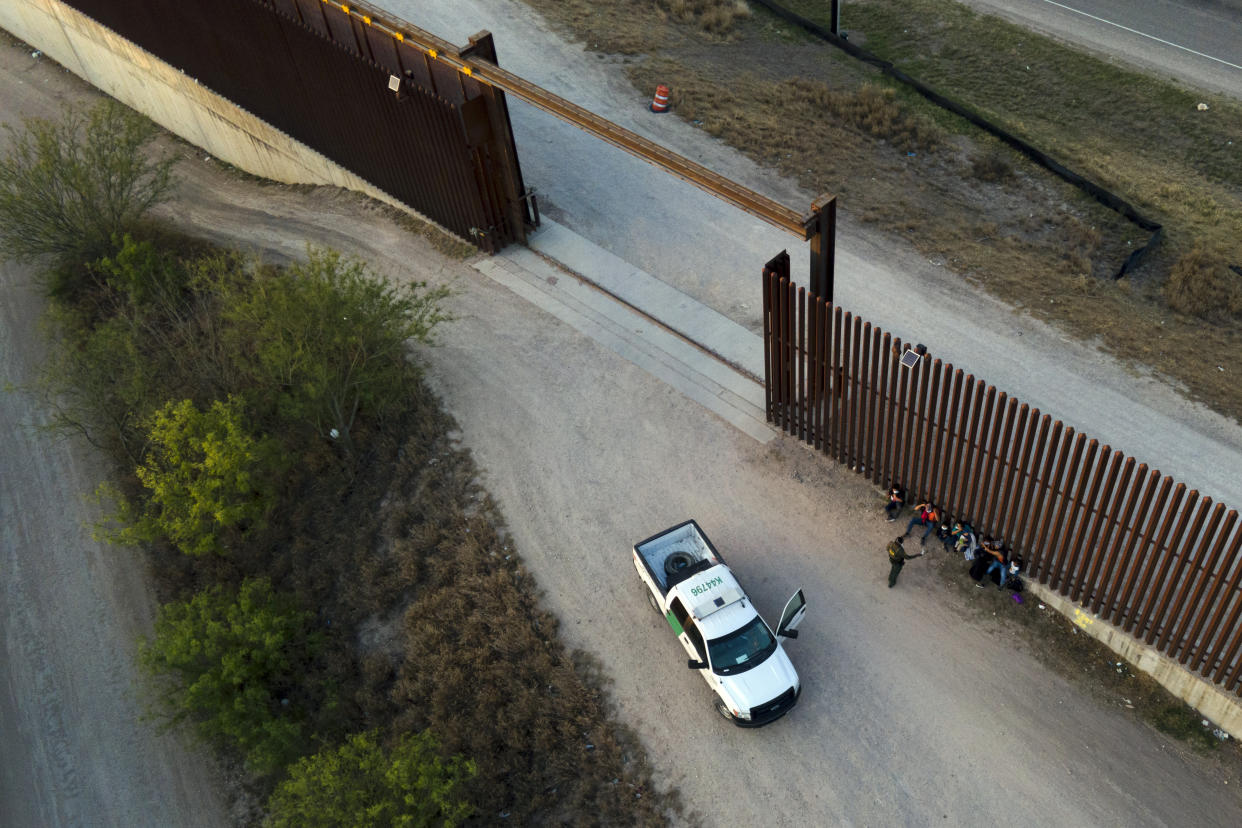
[658,0,750,34]
[391,520,672,824]
[789,79,940,152]
[1164,243,1242,319]
[205,383,677,821]
[971,150,1013,183]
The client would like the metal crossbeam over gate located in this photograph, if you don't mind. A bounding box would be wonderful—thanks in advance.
[321,0,820,242]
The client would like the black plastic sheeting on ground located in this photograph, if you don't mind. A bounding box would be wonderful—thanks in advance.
[749,0,1163,279]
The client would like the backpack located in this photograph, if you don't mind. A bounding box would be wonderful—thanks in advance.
[887,541,903,559]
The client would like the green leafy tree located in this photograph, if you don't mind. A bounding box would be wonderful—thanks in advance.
[94,233,192,312]
[0,99,175,271]
[266,730,475,828]
[39,304,156,458]
[116,396,277,556]
[218,247,449,452]
[36,236,204,457]
[141,578,322,775]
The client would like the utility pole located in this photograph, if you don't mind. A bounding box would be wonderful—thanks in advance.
[830,0,841,35]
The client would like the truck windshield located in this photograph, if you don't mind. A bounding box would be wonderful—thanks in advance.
[707,617,776,675]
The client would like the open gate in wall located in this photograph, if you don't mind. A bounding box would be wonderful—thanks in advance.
[61,0,535,253]
[762,255,1242,696]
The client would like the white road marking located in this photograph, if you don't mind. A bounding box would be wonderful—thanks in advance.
[1039,0,1242,70]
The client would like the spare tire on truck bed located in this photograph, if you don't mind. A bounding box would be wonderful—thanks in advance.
[664,551,695,578]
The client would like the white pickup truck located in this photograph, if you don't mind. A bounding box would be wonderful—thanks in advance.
[633,519,806,727]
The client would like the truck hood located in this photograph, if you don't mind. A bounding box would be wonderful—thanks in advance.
[718,644,799,711]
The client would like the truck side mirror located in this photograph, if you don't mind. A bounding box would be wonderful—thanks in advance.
[687,658,707,670]
[779,629,799,639]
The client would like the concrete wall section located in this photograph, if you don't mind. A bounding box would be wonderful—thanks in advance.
[0,0,434,223]
[1028,581,1242,741]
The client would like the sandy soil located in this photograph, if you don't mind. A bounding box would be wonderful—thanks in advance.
[3,17,1242,828]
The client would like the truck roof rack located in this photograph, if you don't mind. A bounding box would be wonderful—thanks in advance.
[693,586,745,620]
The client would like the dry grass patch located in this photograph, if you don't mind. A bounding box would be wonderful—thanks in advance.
[627,55,1126,287]
[518,0,671,53]
[787,79,941,152]
[971,149,1013,183]
[1165,244,1242,320]
[661,0,752,34]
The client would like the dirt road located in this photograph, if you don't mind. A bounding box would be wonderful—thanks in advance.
[0,40,232,828]
[3,18,1242,828]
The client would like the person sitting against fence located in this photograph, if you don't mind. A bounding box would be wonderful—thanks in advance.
[884,484,906,522]
[1005,552,1025,592]
[996,542,1017,590]
[902,501,941,546]
[971,535,998,583]
[951,520,976,560]
[978,537,1012,589]
[935,518,953,549]
[944,518,969,556]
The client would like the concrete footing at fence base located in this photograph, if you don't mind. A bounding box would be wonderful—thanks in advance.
[1026,580,1242,741]
[0,0,435,228]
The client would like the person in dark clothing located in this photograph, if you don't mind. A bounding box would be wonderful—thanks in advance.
[935,519,953,550]
[884,484,906,521]
[887,536,925,588]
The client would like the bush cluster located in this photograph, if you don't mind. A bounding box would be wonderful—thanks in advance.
[13,101,674,825]
[140,577,325,776]
[0,99,174,294]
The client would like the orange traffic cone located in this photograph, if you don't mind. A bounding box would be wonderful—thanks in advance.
[650,84,670,113]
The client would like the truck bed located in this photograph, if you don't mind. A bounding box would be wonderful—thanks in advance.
[633,519,724,594]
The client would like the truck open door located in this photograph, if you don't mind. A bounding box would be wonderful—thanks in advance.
[776,589,806,639]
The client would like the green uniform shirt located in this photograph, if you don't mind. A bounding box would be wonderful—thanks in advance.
[888,541,911,563]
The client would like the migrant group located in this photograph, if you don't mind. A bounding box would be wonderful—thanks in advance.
[883,484,1025,593]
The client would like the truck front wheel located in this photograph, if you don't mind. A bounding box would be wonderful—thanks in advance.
[713,698,735,722]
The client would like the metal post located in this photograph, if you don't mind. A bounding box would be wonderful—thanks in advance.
[806,194,837,302]
[831,1,841,35]
[461,31,535,238]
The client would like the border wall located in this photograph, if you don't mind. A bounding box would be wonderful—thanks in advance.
[0,0,435,226]
[763,259,1242,738]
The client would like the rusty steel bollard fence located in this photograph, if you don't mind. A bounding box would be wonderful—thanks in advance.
[762,265,1242,694]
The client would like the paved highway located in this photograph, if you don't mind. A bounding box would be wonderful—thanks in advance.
[955,0,1242,98]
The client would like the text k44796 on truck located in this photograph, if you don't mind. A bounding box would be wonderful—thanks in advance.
[633,520,806,726]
